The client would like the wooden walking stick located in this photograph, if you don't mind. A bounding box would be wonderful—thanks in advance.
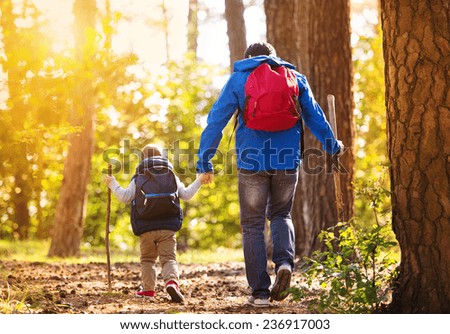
[106,163,112,292]
[327,94,345,222]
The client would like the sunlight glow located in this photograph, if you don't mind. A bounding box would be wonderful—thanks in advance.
[31,0,373,73]
[32,0,267,72]
[105,105,120,126]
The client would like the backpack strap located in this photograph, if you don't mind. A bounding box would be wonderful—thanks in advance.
[299,115,305,160]
[292,89,305,160]
[227,93,248,149]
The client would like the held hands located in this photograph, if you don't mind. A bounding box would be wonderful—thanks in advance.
[198,173,214,185]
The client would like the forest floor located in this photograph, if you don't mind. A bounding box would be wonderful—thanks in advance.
[1,260,313,314]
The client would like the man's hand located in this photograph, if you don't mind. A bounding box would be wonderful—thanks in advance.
[331,140,345,173]
[336,140,344,157]
[198,173,214,185]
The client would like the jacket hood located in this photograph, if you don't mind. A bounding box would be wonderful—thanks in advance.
[136,156,172,174]
[233,55,296,72]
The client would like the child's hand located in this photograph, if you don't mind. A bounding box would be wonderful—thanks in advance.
[198,173,213,185]
[104,175,115,186]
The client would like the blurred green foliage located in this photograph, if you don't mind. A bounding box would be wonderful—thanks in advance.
[86,54,241,251]
[353,23,391,226]
[0,0,73,240]
[0,0,240,250]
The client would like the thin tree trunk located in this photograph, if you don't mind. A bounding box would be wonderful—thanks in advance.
[161,0,170,63]
[225,0,247,71]
[104,0,112,51]
[48,0,97,257]
[187,0,199,57]
[266,0,355,258]
[381,0,450,313]
[12,163,30,239]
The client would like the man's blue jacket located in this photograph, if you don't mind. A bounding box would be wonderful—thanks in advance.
[196,55,341,173]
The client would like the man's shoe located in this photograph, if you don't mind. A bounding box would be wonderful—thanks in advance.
[136,290,155,301]
[270,264,292,301]
[165,280,185,303]
[247,296,269,308]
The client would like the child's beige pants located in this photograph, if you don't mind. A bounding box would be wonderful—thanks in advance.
[139,230,179,291]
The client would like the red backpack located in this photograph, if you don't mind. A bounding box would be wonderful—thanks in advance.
[243,63,301,131]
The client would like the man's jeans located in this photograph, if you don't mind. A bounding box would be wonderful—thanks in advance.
[238,169,298,299]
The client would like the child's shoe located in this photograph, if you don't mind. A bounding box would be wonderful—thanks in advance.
[136,290,155,301]
[165,280,184,303]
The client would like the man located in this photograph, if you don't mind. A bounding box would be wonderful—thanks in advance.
[197,42,343,307]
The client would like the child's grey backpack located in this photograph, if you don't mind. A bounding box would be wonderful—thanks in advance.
[130,157,182,236]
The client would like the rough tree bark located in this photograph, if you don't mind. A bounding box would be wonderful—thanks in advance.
[225,0,247,71]
[48,0,97,257]
[381,0,450,313]
[264,0,301,65]
[265,0,355,257]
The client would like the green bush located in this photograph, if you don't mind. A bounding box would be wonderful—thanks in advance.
[301,220,397,313]
[291,177,398,313]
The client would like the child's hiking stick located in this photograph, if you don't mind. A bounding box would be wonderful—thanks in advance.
[106,163,112,292]
[327,94,345,222]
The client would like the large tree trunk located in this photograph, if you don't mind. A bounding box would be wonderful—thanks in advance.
[264,0,301,66]
[264,0,301,259]
[265,0,355,257]
[381,0,450,313]
[48,0,97,257]
[225,0,247,71]
[1,1,32,240]
[296,0,355,257]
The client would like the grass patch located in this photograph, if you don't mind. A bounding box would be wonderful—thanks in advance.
[0,239,139,263]
[0,279,30,314]
[0,240,243,264]
[178,247,243,264]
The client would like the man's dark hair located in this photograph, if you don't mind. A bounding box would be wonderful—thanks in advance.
[244,42,277,58]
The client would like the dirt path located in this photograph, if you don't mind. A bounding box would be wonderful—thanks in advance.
[1,260,310,314]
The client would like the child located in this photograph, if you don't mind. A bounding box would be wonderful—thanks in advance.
[105,144,210,303]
